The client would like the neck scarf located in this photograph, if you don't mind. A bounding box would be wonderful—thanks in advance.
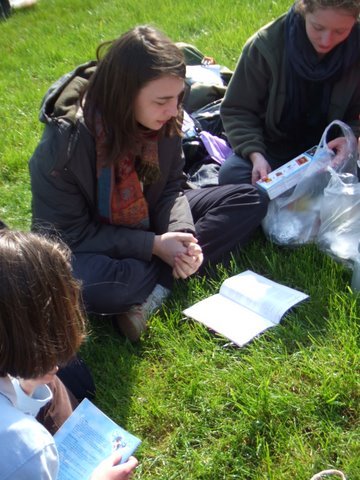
[280,6,360,131]
[92,112,161,229]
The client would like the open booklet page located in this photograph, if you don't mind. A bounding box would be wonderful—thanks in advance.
[54,398,141,480]
[183,270,308,347]
[219,270,308,324]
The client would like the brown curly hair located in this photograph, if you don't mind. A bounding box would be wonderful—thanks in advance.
[294,0,360,17]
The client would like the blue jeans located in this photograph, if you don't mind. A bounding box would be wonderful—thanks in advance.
[219,152,285,186]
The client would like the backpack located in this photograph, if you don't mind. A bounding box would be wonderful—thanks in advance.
[177,42,233,188]
[182,107,232,188]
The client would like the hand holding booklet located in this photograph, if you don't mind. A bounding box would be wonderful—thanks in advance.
[54,398,141,480]
[183,270,308,347]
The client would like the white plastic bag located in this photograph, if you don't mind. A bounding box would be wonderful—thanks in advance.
[262,120,358,246]
[318,169,360,264]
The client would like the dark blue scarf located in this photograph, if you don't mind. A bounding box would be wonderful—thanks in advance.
[280,6,360,132]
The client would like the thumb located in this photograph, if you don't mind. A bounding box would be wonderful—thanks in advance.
[177,232,197,243]
[90,451,123,480]
[108,451,123,466]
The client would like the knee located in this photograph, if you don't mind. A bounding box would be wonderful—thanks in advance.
[219,153,252,185]
[231,183,269,222]
[245,183,270,218]
[218,154,237,184]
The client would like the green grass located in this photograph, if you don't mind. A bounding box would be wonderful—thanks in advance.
[1,1,359,479]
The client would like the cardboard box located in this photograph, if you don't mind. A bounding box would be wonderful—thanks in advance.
[256,146,317,199]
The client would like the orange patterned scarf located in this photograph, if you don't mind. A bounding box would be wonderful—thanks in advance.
[93,114,161,229]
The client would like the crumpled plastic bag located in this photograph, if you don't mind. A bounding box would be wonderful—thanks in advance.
[317,169,360,264]
[262,120,358,247]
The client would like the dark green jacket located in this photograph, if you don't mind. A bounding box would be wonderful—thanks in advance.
[29,62,194,261]
[221,14,360,161]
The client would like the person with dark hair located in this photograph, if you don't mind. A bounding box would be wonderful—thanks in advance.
[219,0,360,186]
[30,25,268,342]
[0,230,138,479]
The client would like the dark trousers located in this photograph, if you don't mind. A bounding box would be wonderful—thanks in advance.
[72,255,173,314]
[186,184,268,265]
[72,184,268,315]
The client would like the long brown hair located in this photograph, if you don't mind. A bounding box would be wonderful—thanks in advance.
[84,25,186,164]
[0,231,86,379]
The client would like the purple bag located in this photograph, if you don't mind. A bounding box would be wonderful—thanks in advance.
[199,131,232,165]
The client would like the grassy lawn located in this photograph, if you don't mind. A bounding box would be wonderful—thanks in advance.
[1,1,359,479]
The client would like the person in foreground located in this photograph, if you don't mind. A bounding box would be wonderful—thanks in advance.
[30,25,267,342]
[219,0,360,186]
[0,230,138,479]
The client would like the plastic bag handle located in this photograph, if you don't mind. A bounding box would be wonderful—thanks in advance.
[318,120,357,158]
[309,469,346,480]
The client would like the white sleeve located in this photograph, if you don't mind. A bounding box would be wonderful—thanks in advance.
[7,444,59,480]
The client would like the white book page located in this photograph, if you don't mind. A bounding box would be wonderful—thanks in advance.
[219,270,308,325]
[183,293,274,347]
[54,398,141,480]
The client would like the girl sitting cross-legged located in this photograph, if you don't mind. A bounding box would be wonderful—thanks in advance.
[30,25,268,342]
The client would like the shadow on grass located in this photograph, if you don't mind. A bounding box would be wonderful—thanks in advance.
[80,314,148,431]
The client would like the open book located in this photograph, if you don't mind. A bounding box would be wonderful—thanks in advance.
[54,398,141,480]
[183,270,308,347]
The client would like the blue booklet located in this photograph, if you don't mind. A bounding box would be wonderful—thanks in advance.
[54,398,141,480]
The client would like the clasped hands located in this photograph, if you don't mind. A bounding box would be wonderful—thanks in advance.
[152,232,203,279]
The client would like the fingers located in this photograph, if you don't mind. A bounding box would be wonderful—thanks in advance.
[173,262,191,280]
[327,137,348,162]
[251,166,260,184]
[109,451,123,466]
[327,137,346,151]
[251,166,269,184]
[185,242,202,256]
[260,163,272,180]
[91,454,138,480]
[174,232,197,243]
[153,233,192,267]
[112,456,138,476]
[173,251,203,279]
[250,154,271,184]
[126,456,139,468]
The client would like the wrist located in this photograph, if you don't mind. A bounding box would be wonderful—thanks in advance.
[152,235,161,257]
[249,152,264,164]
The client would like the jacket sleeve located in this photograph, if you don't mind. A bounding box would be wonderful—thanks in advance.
[30,124,155,261]
[337,61,360,139]
[147,135,195,235]
[220,37,273,160]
